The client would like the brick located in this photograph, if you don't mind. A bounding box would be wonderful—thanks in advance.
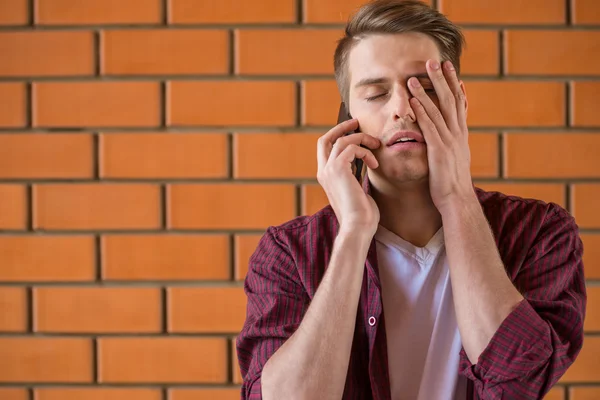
[100,133,228,179]
[0,337,92,382]
[466,82,564,127]
[234,234,262,281]
[506,31,600,76]
[302,80,339,126]
[581,234,600,279]
[168,184,296,229]
[0,236,95,282]
[34,287,161,333]
[572,184,600,228]
[170,389,241,400]
[573,0,600,25]
[170,0,295,23]
[469,133,498,177]
[236,29,341,75]
[0,134,93,179]
[572,82,600,127]
[98,338,227,383]
[102,235,230,281]
[302,184,328,215]
[461,30,499,75]
[571,387,600,400]
[474,183,565,208]
[304,0,432,23]
[0,0,28,25]
[0,287,27,332]
[33,184,161,230]
[168,287,246,333]
[584,286,600,332]
[37,0,161,25]
[34,82,160,128]
[234,133,319,178]
[505,133,600,178]
[103,30,228,75]
[232,338,242,384]
[0,31,93,77]
[439,0,564,24]
[544,387,565,400]
[168,81,296,127]
[37,388,162,400]
[0,185,27,230]
[559,336,600,382]
[0,388,28,400]
[0,83,26,127]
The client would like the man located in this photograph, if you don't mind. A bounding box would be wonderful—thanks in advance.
[236,0,587,399]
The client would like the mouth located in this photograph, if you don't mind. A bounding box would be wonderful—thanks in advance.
[386,130,425,147]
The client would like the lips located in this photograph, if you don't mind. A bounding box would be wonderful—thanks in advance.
[386,131,425,146]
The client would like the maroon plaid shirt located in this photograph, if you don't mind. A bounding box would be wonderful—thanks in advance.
[236,179,586,399]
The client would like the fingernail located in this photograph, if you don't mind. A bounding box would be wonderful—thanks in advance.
[445,61,455,71]
[429,60,440,70]
[410,77,421,88]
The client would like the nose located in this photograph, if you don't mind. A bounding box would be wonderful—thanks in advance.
[390,86,416,123]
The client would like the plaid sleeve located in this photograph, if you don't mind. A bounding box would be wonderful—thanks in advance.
[235,226,310,399]
[459,204,587,399]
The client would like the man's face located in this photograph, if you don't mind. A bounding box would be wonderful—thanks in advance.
[347,32,448,184]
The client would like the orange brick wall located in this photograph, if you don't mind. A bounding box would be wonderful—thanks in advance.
[0,0,598,399]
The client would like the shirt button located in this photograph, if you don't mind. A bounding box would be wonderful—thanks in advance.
[368,316,376,326]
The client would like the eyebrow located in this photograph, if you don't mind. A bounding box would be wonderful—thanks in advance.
[353,73,431,89]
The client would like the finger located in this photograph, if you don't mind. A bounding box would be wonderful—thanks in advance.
[408,76,451,142]
[426,59,458,130]
[329,132,381,160]
[317,118,359,169]
[443,60,467,133]
[410,97,444,148]
[337,144,379,170]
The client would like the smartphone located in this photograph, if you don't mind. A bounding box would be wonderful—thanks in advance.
[337,102,366,184]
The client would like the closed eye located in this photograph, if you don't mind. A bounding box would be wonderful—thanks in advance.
[366,93,387,102]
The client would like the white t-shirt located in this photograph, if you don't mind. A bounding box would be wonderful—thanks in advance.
[375,224,468,400]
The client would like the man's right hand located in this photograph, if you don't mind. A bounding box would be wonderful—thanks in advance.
[316,118,381,236]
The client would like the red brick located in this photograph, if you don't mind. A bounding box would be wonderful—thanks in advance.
[236,29,341,75]
[0,185,27,230]
[100,133,228,179]
[571,387,600,400]
[170,389,241,400]
[301,184,328,215]
[36,388,162,400]
[102,235,230,281]
[559,336,600,382]
[581,234,600,279]
[34,287,161,333]
[98,338,227,383]
[34,82,160,128]
[0,287,27,332]
[168,184,296,229]
[168,81,295,127]
[0,236,95,282]
[304,0,431,23]
[0,388,28,400]
[36,0,161,25]
[0,83,26,127]
[0,337,92,382]
[572,184,600,229]
[302,80,339,126]
[466,82,564,127]
[506,31,600,76]
[474,183,565,208]
[584,286,600,333]
[232,338,242,384]
[234,234,262,281]
[0,31,93,76]
[234,133,319,179]
[0,0,28,25]
[33,184,161,230]
[102,30,228,75]
[573,0,600,25]
[0,134,93,179]
[504,133,600,178]
[461,30,499,76]
[469,133,498,177]
[168,287,246,333]
[440,0,564,24]
[170,0,295,23]
[544,387,566,400]
[572,82,600,127]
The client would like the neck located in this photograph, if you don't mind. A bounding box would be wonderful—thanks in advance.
[369,176,442,248]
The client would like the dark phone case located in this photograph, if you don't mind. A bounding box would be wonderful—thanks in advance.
[337,102,365,183]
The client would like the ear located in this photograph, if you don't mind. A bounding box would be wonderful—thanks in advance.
[459,80,468,116]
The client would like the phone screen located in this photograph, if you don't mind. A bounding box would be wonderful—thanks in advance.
[337,102,366,184]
